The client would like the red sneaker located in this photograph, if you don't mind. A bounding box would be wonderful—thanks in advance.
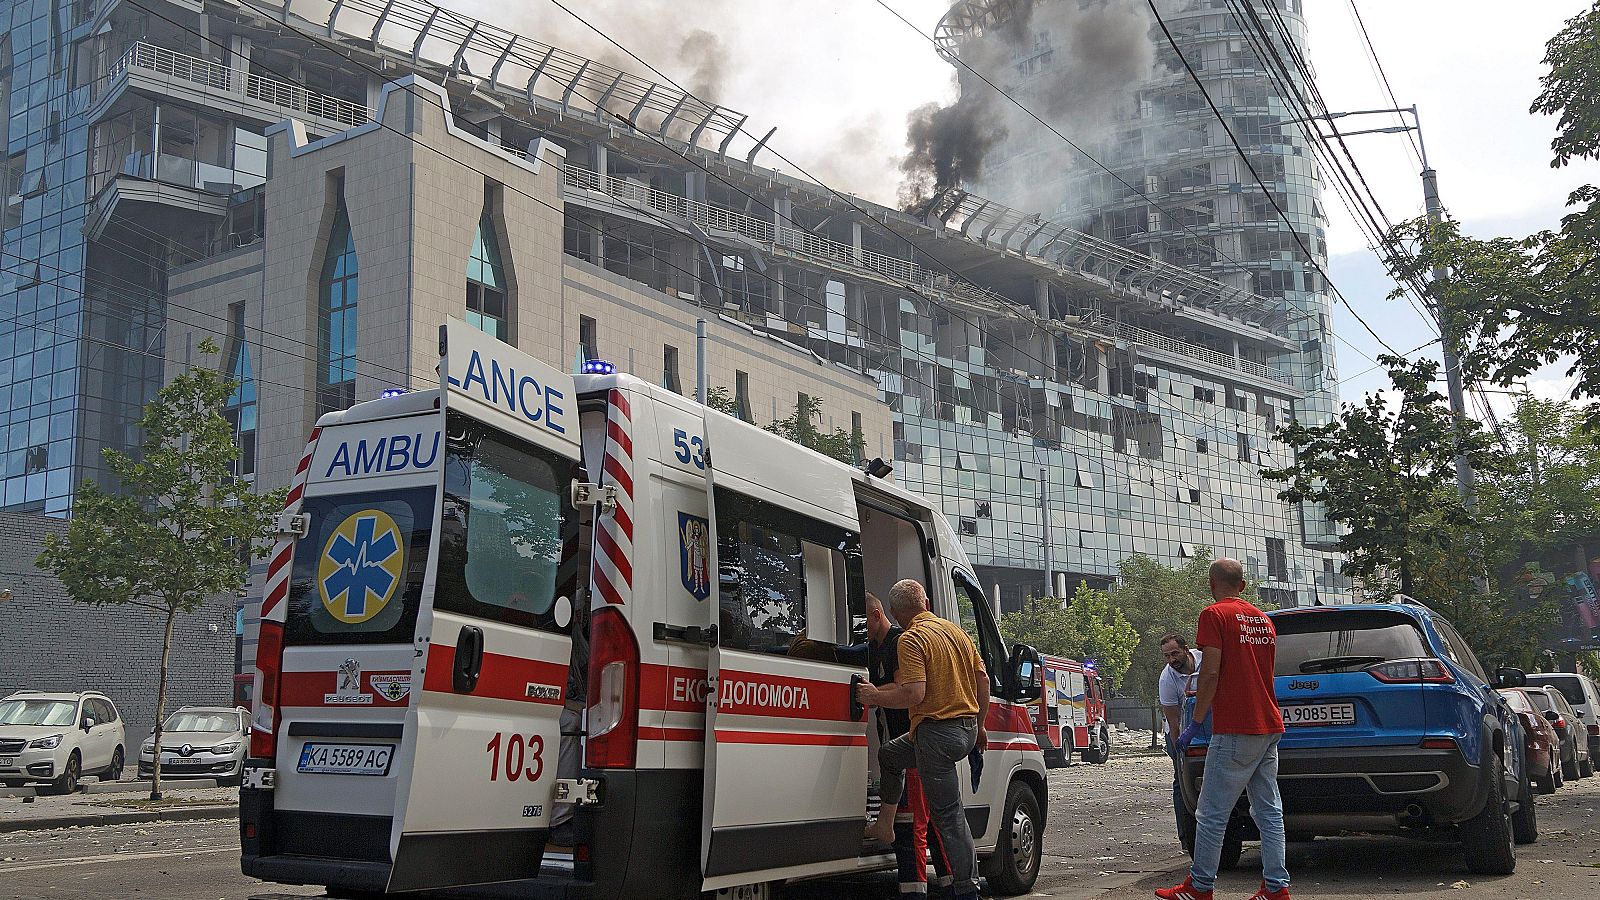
[1155,877,1212,900]
[1247,882,1291,900]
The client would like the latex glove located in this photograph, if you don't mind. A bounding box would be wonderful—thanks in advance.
[1176,722,1201,751]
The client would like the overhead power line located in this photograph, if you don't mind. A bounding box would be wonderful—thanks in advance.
[1143,0,1399,356]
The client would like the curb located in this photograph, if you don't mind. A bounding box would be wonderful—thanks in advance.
[0,804,238,834]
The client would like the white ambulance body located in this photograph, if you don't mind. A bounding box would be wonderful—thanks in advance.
[241,320,1048,898]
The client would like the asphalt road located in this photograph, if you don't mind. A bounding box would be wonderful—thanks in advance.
[1,747,1596,899]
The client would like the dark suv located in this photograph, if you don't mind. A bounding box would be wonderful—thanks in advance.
[1178,602,1532,875]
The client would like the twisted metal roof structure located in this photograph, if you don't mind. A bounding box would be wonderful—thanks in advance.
[241,0,764,158]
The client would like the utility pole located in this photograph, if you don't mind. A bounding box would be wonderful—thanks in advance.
[1040,470,1055,600]
[1419,163,1477,509]
[695,318,708,406]
[1284,106,1477,509]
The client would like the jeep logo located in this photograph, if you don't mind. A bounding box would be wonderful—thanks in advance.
[1288,679,1320,691]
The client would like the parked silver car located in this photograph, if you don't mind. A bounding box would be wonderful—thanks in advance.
[138,706,248,785]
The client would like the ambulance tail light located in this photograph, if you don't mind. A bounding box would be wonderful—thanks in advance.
[250,620,284,760]
[586,606,638,769]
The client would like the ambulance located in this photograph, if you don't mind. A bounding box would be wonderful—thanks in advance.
[240,319,1050,898]
[1026,654,1110,767]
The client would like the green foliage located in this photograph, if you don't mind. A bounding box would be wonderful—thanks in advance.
[1108,548,1258,706]
[764,393,864,465]
[998,582,1138,690]
[1381,5,1600,427]
[1262,355,1502,598]
[36,339,285,797]
[704,386,744,420]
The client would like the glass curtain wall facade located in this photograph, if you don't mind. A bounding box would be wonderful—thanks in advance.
[938,0,1340,550]
[1,0,97,514]
[1,0,1340,605]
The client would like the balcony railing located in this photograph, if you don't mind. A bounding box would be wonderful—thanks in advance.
[559,162,1296,389]
[104,42,372,129]
[560,163,1011,312]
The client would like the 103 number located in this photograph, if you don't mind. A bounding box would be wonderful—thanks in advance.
[485,732,545,782]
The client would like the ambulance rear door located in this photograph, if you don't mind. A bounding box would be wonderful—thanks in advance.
[385,320,582,891]
[699,413,871,890]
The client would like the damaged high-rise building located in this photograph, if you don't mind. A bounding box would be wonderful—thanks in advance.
[0,0,1344,671]
[928,0,1340,549]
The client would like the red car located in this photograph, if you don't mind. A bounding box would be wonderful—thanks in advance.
[1502,688,1563,793]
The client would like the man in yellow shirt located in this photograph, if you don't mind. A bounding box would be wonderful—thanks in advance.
[858,579,989,900]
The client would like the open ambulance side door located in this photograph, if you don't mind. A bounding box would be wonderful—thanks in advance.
[385,320,581,891]
[699,411,871,891]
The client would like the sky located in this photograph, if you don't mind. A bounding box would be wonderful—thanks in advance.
[447,0,1597,411]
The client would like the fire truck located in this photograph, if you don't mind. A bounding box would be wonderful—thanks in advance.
[239,319,1051,898]
[1025,654,1110,767]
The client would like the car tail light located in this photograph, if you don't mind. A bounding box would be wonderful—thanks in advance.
[1588,723,1599,738]
[586,606,639,769]
[1420,737,1457,750]
[1554,717,1567,729]
[1366,658,1455,684]
[249,621,284,760]
[1184,745,1208,757]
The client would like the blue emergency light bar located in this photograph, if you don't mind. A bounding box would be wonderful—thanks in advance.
[379,388,408,399]
[582,360,616,375]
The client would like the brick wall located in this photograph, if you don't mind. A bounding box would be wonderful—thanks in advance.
[0,513,240,733]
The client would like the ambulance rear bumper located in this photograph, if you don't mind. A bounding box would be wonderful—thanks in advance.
[240,768,704,900]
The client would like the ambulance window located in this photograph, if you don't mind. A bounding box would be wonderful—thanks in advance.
[715,489,864,659]
[436,413,579,633]
[284,487,433,646]
[951,571,1005,691]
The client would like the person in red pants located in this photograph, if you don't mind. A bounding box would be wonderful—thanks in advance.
[855,594,953,896]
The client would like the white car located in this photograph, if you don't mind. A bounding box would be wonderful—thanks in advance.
[0,691,127,793]
[139,706,249,785]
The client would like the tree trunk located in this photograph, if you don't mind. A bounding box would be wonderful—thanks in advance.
[150,605,178,801]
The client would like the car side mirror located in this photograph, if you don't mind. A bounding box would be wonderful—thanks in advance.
[1544,709,1561,722]
[1494,667,1526,689]
[1008,643,1044,703]
[81,717,94,731]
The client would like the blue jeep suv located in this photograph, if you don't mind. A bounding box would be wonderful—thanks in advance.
[1178,602,1532,875]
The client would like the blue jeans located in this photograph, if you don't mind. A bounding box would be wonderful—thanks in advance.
[1190,732,1289,893]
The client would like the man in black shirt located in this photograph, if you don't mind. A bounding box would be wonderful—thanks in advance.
[863,593,952,897]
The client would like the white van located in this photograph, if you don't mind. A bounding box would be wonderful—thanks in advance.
[240,319,1049,898]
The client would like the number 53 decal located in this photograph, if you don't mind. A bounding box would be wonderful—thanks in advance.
[673,429,706,470]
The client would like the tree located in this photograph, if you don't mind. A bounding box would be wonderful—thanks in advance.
[765,393,864,465]
[36,340,285,799]
[1108,548,1259,706]
[1381,5,1600,426]
[998,582,1138,689]
[1261,355,1502,598]
[704,386,744,420]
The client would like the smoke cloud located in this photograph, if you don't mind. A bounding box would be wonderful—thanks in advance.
[898,0,1162,213]
[458,0,738,106]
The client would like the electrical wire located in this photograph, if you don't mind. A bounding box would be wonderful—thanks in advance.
[1144,0,1399,356]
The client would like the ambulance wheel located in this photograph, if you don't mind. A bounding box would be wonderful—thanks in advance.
[983,780,1042,895]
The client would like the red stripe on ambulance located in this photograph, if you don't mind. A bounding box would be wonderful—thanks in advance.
[421,643,569,705]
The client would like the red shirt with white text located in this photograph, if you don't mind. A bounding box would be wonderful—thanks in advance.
[1196,597,1284,735]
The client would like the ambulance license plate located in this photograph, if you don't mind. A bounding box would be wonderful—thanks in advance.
[1280,702,1355,727]
[297,742,394,776]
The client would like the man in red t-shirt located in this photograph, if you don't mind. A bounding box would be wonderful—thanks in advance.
[1157,558,1290,900]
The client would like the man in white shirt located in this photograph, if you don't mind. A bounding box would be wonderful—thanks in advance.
[1159,633,1202,851]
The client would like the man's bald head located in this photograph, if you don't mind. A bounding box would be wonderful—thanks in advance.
[887,579,929,626]
[1209,557,1246,599]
